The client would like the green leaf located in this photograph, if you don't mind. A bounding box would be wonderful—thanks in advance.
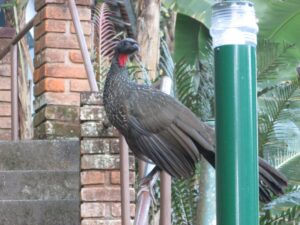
[174,14,200,65]
[163,0,213,27]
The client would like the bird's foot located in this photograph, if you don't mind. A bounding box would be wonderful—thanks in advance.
[137,169,160,205]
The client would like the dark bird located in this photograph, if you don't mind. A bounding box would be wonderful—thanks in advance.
[103,38,288,203]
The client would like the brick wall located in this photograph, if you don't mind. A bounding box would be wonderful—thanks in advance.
[80,92,135,225]
[0,27,15,140]
[32,1,137,224]
[33,0,91,138]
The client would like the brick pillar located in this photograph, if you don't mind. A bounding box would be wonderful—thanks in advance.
[80,92,135,225]
[33,0,92,139]
[0,27,15,140]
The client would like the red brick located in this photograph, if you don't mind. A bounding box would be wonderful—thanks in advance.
[70,21,91,35]
[69,50,83,63]
[81,202,106,218]
[81,186,135,202]
[0,53,11,64]
[35,19,66,40]
[34,48,65,68]
[110,171,135,185]
[0,64,11,76]
[0,91,11,102]
[0,129,11,140]
[111,203,135,218]
[0,103,11,116]
[35,33,91,54]
[34,78,65,96]
[0,117,11,129]
[37,4,91,22]
[34,64,87,83]
[81,186,121,202]
[70,79,90,92]
[0,38,12,51]
[0,27,15,38]
[34,92,80,109]
[81,171,105,185]
[35,0,93,12]
[0,77,10,90]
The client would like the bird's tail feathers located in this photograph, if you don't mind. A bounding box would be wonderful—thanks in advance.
[259,158,288,203]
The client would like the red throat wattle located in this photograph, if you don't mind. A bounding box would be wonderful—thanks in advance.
[118,54,128,67]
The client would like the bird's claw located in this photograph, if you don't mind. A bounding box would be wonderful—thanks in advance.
[137,171,160,205]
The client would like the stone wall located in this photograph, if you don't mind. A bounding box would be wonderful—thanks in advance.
[0,27,15,140]
[80,92,135,225]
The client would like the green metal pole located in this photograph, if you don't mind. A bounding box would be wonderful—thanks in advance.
[211,2,259,225]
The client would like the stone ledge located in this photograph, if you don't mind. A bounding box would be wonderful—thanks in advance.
[34,120,80,139]
[81,138,121,154]
[80,92,102,106]
[81,121,118,138]
[34,105,79,127]
[80,105,105,121]
[81,154,135,170]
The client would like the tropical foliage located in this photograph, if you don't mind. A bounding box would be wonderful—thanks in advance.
[162,0,300,224]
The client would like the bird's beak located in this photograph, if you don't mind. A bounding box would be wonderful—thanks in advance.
[132,43,140,52]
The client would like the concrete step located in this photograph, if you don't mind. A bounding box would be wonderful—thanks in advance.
[0,140,80,225]
[0,140,79,170]
[0,171,79,200]
[0,200,79,225]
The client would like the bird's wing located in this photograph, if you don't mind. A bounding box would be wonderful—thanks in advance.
[123,87,215,177]
[124,86,287,200]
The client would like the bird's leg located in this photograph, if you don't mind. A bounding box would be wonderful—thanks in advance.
[137,166,160,204]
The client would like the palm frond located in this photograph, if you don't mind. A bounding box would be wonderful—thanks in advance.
[171,168,200,225]
[258,79,299,160]
[91,2,120,92]
[159,38,175,80]
[257,38,295,80]
[260,185,300,225]
[258,78,300,223]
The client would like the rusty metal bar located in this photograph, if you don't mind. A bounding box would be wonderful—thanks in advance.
[120,136,131,225]
[160,171,172,224]
[134,169,159,225]
[11,44,19,140]
[0,17,34,61]
[138,160,146,179]
[159,76,172,225]
[68,0,98,92]
[134,191,152,225]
